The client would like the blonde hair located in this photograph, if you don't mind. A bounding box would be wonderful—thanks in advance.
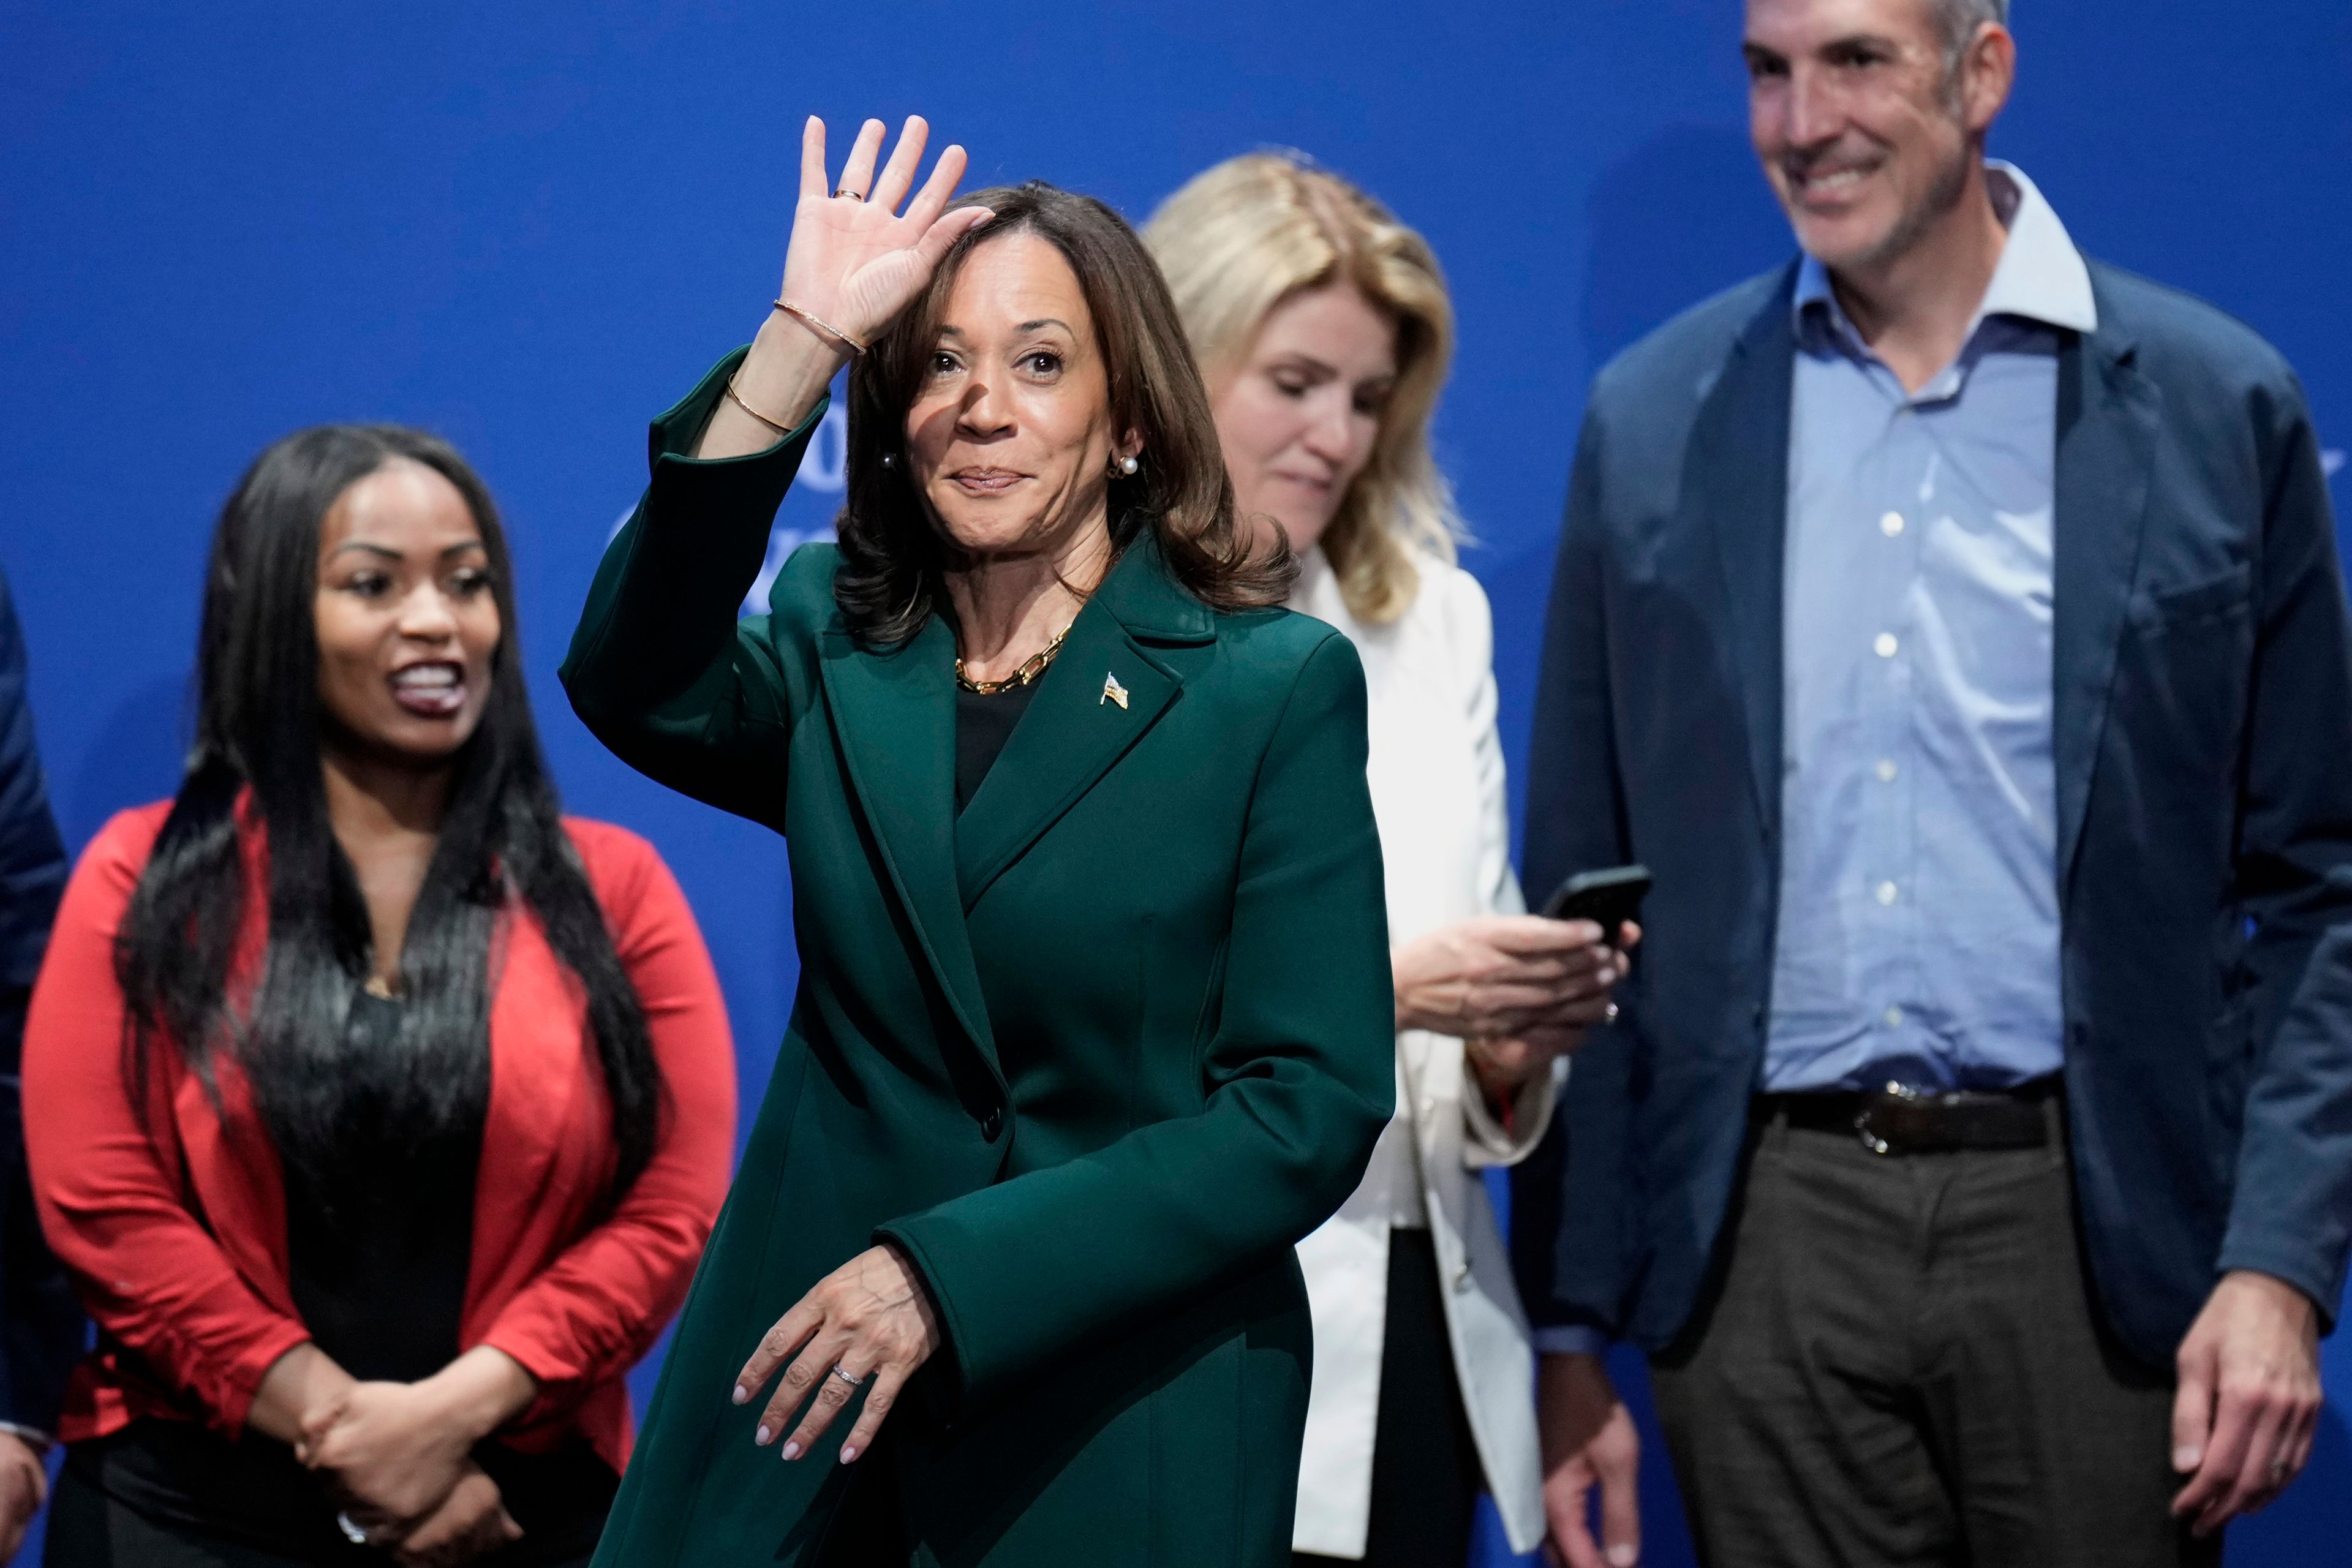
[1142,153,1460,625]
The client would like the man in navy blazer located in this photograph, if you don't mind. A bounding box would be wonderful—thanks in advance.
[0,564,84,1561]
[1515,2,2350,1566]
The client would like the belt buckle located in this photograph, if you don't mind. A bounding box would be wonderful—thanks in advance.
[1854,1080,1920,1156]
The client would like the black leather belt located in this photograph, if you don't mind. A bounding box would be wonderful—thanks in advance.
[1757,1077,2058,1156]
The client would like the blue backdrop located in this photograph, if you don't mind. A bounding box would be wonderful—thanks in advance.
[4,2,2346,1562]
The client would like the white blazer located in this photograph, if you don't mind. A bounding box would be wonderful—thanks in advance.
[1287,545,1555,1559]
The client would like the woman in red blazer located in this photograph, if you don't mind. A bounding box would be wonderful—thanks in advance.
[21,425,735,1567]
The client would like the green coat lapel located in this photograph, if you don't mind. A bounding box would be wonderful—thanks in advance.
[818,616,1001,1076]
[956,541,1213,911]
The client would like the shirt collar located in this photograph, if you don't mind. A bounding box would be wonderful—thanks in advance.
[1793,160,2097,342]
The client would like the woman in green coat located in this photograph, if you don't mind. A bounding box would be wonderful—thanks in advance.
[562,116,1396,1567]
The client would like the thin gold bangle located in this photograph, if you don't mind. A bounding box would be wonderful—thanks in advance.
[724,374,793,436]
[772,298,869,356]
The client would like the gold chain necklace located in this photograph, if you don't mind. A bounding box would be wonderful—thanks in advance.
[955,623,1072,694]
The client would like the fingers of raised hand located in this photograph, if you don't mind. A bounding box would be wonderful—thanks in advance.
[914,203,995,273]
[834,118,888,200]
[869,116,930,211]
[905,140,973,230]
[798,116,830,203]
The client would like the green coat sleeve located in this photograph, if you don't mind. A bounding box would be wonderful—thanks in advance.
[878,631,1397,1412]
[560,350,826,831]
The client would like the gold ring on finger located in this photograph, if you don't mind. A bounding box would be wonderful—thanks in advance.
[1604,1001,1621,1024]
[827,1364,868,1389]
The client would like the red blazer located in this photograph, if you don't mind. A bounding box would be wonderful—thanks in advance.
[22,802,736,1476]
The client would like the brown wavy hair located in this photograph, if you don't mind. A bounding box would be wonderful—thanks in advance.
[834,181,1294,646]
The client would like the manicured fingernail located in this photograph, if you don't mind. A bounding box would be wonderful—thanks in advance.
[1607,1547,1638,1567]
[2174,1445,2201,1469]
[840,1446,859,1464]
[781,1440,801,1461]
[732,1385,750,1405]
[755,1425,772,1446]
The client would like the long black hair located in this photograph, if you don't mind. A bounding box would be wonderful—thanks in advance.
[114,426,663,1208]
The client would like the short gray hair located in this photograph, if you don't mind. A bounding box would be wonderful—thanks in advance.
[1930,0,2009,63]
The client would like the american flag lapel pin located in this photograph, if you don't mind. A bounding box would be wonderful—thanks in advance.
[1100,671,1129,709]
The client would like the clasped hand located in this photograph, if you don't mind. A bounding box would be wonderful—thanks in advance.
[735,1242,941,1466]
[293,1348,537,1566]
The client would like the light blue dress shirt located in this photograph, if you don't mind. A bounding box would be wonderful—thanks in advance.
[1763,164,2098,1095]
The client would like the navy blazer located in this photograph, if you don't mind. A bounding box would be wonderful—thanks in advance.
[1512,260,2352,1369]
[0,565,85,1432]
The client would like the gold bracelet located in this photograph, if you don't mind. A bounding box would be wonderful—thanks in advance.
[724,374,793,436]
[772,298,869,356]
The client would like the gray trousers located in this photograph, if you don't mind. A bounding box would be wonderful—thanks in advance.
[1649,1101,2222,1568]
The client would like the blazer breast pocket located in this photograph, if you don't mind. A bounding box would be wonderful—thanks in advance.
[2127,563,2252,634]
[2114,561,2255,785]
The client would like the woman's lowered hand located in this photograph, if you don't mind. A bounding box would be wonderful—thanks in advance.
[699,115,994,460]
[735,1242,941,1466]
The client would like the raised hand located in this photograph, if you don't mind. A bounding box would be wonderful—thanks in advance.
[698,115,992,461]
[780,115,994,350]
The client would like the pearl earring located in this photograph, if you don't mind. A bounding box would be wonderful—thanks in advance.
[1117,454,1140,477]
[880,452,896,470]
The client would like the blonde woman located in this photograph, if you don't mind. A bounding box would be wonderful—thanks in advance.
[1145,156,1630,1567]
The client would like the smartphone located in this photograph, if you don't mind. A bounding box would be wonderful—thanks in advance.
[1539,864,1651,941]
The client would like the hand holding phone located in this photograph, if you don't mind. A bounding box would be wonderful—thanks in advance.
[1539,864,1651,947]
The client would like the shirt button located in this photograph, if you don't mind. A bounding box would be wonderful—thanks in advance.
[1883,1005,1905,1028]
[1874,632,1899,658]
[1880,511,1905,537]
[1875,880,1899,906]
[1875,758,1898,782]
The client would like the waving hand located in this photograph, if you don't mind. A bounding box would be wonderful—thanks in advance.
[697,115,992,461]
